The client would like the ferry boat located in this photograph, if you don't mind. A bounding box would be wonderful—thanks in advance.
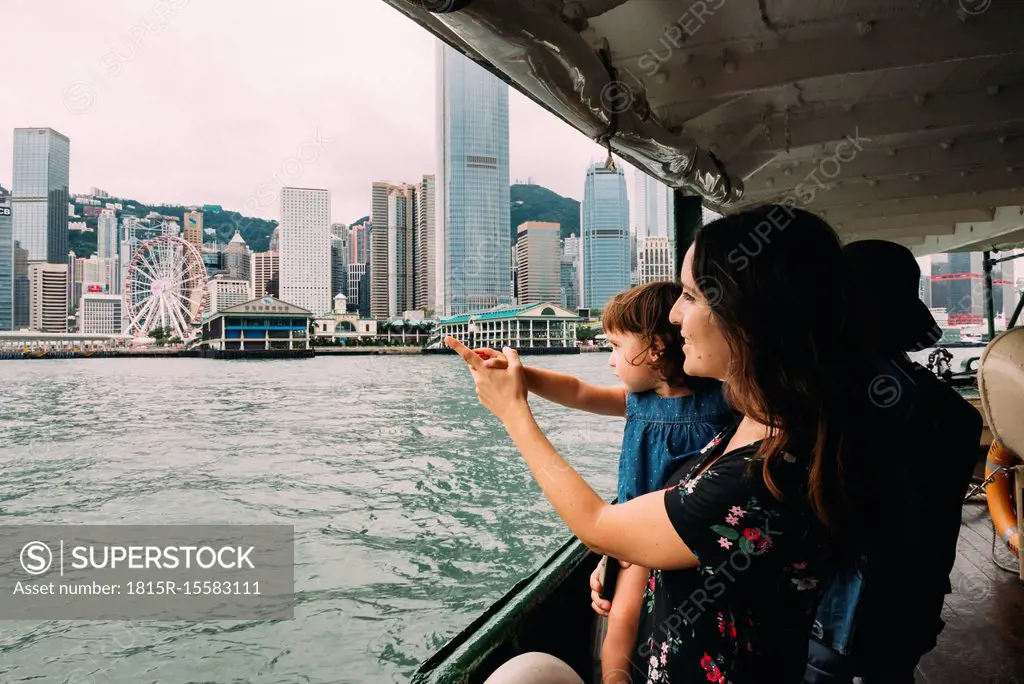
[379,1,1024,680]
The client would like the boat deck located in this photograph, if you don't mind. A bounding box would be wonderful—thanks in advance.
[917,497,1023,683]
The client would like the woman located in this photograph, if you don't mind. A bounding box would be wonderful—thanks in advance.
[447,205,865,683]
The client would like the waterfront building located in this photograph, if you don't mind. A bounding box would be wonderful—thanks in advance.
[437,43,511,316]
[516,222,561,305]
[251,251,280,298]
[207,275,252,314]
[581,163,630,310]
[438,302,578,350]
[279,187,331,317]
[12,127,70,264]
[0,192,11,330]
[199,295,313,351]
[13,242,29,329]
[28,262,68,332]
[78,292,122,334]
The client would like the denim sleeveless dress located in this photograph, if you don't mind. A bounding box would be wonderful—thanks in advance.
[617,385,735,503]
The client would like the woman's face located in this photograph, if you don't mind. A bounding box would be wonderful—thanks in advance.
[668,244,733,380]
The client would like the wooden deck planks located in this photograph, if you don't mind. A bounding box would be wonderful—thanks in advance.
[916,500,1024,684]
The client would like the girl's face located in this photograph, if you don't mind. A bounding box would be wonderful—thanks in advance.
[668,244,733,380]
[607,330,662,392]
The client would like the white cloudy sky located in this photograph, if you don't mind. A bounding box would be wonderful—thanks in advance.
[0,0,633,223]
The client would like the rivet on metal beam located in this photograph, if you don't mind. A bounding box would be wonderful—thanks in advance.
[913,94,928,107]
[998,136,1008,145]
[692,76,705,89]
[765,177,775,187]
[782,167,793,177]
[1008,166,1016,173]
[939,140,952,150]
[856,20,874,36]
[886,148,897,157]
[654,71,669,85]
[867,179,879,187]
[987,85,1001,96]
[680,52,693,65]
[722,50,737,74]
[960,170,969,178]
[842,104,855,113]
[913,175,923,182]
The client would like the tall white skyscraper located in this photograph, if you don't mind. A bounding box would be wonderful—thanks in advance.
[12,128,70,264]
[97,209,118,259]
[279,187,331,316]
[437,44,511,317]
[633,169,675,243]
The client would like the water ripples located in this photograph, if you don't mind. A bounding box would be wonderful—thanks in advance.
[0,354,620,682]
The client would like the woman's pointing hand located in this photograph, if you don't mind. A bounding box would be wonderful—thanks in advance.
[446,336,529,425]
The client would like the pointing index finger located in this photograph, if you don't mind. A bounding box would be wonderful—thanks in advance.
[445,336,485,370]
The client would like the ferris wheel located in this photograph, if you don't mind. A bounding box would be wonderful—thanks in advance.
[123,235,207,343]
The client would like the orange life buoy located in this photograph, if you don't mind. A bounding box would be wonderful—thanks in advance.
[984,440,1021,556]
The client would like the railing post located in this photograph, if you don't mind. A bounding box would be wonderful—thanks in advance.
[983,250,996,341]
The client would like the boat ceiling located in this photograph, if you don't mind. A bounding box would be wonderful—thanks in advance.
[380,0,1024,256]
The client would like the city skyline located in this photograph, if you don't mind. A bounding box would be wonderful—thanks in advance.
[0,0,621,225]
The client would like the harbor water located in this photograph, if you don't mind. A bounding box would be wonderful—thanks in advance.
[0,354,621,683]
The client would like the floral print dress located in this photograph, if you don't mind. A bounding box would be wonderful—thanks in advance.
[635,420,835,684]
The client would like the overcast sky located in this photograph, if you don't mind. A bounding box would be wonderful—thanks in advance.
[0,0,631,224]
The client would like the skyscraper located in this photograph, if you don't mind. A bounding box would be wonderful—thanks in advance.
[331,223,349,299]
[560,235,580,312]
[633,169,675,285]
[389,185,416,316]
[28,262,68,332]
[415,174,436,311]
[370,182,416,319]
[370,182,392,320]
[97,209,118,260]
[183,211,204,249]
[0,191,11,330]
[437,44,511,316]
[516,222,561,305]
[251,251,280,298]
[633,169,675,243]
[279,187,331,316]
[12,128,70,264]
[582,163,630,310]
[222,230,252,282]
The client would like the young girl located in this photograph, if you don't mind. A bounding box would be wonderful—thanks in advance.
[479,281,734,683]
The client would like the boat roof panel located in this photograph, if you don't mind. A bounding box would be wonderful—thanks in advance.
[380,0,1024,255]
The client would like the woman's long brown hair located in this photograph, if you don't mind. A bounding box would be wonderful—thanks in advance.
[691,205,868,532]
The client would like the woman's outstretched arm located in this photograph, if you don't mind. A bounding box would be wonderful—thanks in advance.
[447,337,696,570]
[502,403,696,570]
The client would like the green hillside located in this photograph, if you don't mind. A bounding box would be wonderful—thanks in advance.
[511,183,580,244]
